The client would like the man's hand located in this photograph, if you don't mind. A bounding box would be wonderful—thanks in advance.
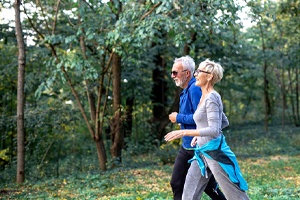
[169,112,178,123]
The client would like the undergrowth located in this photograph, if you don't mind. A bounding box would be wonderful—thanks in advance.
[1,125,299,199]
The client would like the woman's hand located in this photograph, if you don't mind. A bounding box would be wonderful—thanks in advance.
[191,137,197,147]
[164,130,184,142]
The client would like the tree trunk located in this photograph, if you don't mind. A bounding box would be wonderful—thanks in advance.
[124,96,134,139]
[95,137,107,170]
[14,0,26,183]
[157,87,181,134]
[289,66,300,126]
[151,55,167,140]
[77,7,107,170]
[288,68,296,125]
[295,66,300,126]
[281,67,286,129]
[154,35,195,137]
[274,60,287,130]
[259,23,271,132]
[110,52,123,166]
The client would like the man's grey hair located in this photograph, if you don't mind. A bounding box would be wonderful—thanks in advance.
[174,55,195,77]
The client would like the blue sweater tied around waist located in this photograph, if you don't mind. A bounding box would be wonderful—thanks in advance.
[189,135,249,191]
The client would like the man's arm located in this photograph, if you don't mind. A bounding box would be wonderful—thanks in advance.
[176,86,201,125]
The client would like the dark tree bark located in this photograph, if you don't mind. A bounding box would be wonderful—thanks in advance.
[153,33,196,139]
[108,0,123,167]
[77,2,107,170]
[259,23,271,132]
[14,0,26,183]
[295,67,300,126]
[110,52,123,165]
[124,96,134,139]
[288,66,300,126]
[151,55,168,140]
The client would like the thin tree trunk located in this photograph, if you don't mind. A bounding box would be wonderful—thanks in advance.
[274,59,286,130]
[156,33,196,136]
[77,3,107,170]
[259,23,271,132]
[295,66,299,126]
[110,52,123,165]
[14,0,26,183]
[151,55,167,140]
[281,67,286,129]
[157,87,181,133]
[287,68,297,125]
[124,96,134,139]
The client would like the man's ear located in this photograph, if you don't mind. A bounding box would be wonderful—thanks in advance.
[186,70,190,77]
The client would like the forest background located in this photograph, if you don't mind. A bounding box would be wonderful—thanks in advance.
[0,0,299,199]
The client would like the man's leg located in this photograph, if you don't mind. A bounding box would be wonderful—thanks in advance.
[170,146,194,200]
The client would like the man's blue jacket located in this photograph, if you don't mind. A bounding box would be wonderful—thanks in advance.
[176,77,202,149]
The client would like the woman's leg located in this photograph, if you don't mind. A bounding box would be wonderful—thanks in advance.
[182,161,211,200]
[205,175,227,200]
[205,158,250,200]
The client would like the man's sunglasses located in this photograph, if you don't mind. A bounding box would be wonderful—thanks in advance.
[171,70,188,76]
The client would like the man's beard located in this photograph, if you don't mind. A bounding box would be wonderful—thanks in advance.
[175,76,188,88]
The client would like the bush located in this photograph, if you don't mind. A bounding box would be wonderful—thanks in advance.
[155,141,179,165]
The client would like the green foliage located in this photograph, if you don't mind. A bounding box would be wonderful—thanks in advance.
[0,148,9,165]
[225,125,300,157]
[0,42,18,114]
[242,0,300,126]
[155,141,179,165]
[23,104,92,179]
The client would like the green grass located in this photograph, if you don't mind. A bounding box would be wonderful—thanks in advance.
[1,125,300,199]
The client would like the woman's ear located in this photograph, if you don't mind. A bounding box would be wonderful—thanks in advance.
[207,73,214,81]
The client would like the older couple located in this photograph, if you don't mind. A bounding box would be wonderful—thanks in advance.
[167,56,249,200]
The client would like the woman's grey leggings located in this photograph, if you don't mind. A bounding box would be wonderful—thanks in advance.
[182,157,250,200]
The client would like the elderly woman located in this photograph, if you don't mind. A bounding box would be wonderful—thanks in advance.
[165,59,249,200]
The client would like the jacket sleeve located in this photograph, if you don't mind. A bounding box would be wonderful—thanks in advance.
[221,112,229,129]
[176,86,201,125]
[199,97,220,137]
[199,93,227,137]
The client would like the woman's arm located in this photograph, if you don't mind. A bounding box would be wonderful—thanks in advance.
[221,112,229,129]
[164,129,199,142]
[165,93,225,142]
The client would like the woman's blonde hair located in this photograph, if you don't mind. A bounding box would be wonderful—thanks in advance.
[201,59,224,85]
